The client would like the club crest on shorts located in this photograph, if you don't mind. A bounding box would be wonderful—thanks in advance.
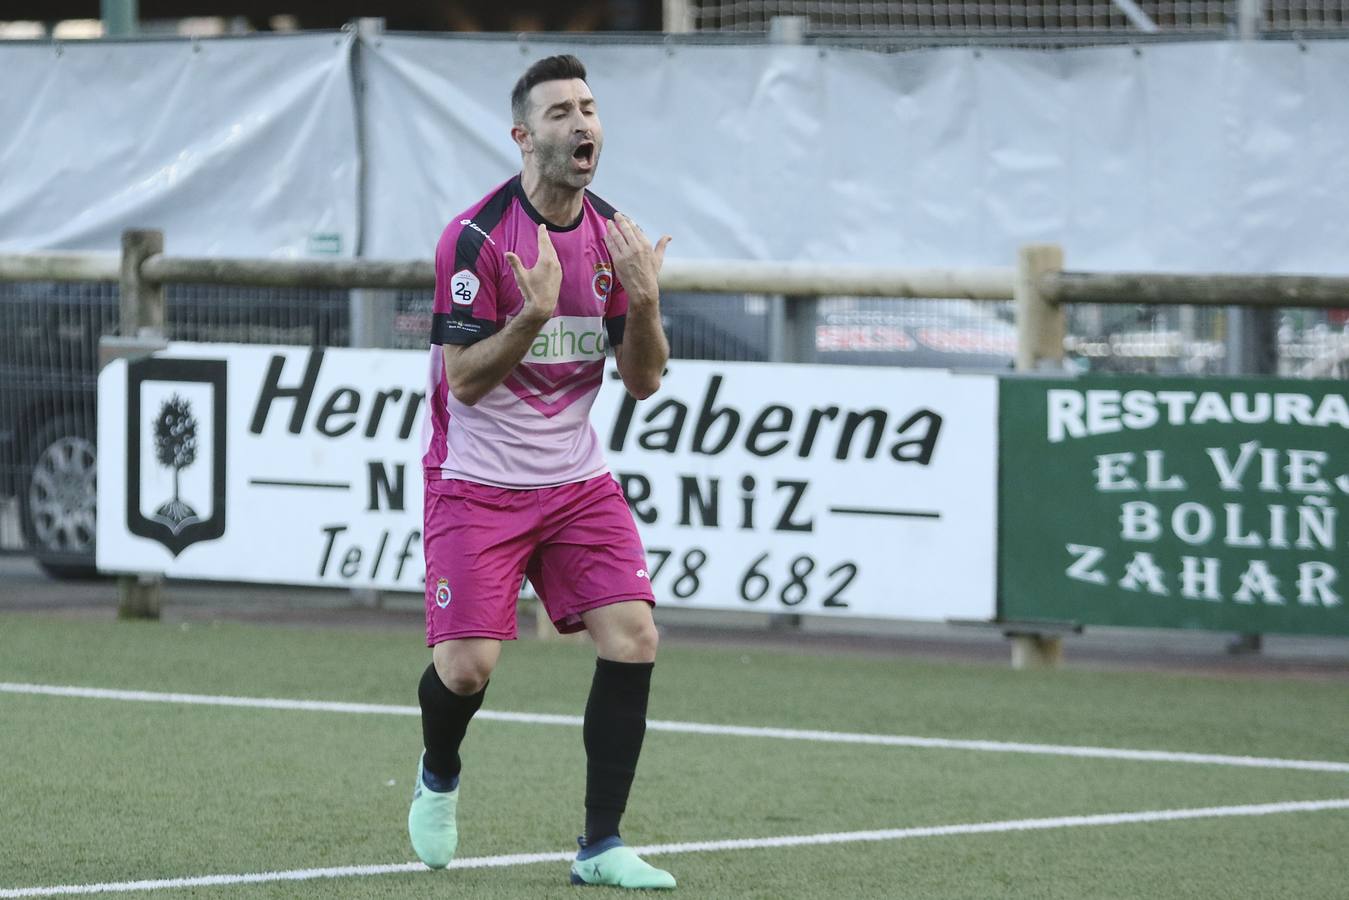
[592,262,613,304]
[434,577,452,608]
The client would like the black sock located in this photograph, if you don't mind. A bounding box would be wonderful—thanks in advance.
[417,663,486,788]
[583,658,654,845]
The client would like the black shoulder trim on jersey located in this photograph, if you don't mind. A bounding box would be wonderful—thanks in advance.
[605,314,626,347]
[431,312,497,345]
[585,190,618,221]
[453,180,515,273]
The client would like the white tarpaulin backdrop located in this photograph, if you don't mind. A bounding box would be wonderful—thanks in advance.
[363,37,1349,272]
[0,34,358,257]
[3,34,1348,272]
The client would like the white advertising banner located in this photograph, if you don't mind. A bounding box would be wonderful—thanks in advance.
[98,345,426,588]
[595,359,998,620]
[97,345,997,621]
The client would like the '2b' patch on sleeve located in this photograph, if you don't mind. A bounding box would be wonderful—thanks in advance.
[450,269,480,306]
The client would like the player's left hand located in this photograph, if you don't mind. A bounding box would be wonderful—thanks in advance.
[604,213,670,305]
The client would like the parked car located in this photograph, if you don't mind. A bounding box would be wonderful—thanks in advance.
[813,296,1017,369]
[0,281,348,578]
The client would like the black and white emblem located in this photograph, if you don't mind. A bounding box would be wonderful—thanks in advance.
[126,358,227,557]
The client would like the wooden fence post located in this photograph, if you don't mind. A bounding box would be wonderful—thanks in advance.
[1015,244,1065,372]
[120,229,164,338]
[117,229,165,620]
[1012,244,1066,666]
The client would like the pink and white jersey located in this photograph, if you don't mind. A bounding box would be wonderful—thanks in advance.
[422,176,630,488]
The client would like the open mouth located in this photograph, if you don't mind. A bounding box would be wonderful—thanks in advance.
[572,141,595,168]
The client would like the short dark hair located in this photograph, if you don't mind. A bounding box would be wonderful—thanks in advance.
[511,55,587,124]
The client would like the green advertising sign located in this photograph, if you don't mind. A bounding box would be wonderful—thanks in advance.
[999,377,1349,636]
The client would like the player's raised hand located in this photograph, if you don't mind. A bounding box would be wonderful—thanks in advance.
[505,223,562,320]
[605,213,670,305]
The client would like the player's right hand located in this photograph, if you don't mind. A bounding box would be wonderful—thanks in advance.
[505,223,561,321]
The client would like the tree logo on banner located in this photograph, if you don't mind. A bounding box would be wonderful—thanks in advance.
[151,395,201,533]
[127,358,228,557]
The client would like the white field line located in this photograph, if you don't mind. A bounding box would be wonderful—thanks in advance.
[3,681,1349,774]
[2,799,1348,898]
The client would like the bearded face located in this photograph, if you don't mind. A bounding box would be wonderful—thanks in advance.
[520,78,604,190]
[531,126,602,189]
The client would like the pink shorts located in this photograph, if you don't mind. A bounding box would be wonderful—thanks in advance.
[423,473,655,645]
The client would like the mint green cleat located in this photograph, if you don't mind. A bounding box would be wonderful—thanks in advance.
[407,755,458,869]
[570,838,676,890]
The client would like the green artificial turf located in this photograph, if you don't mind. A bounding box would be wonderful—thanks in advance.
[0,614,1345,898]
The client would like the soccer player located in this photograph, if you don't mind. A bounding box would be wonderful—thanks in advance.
[408,55,676,890]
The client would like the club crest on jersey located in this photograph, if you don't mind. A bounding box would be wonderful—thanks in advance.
[592,262,614,304]
[434,577,452,608]
[451,270,480,306]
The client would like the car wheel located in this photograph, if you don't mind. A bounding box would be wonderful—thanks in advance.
[19,415,101,579]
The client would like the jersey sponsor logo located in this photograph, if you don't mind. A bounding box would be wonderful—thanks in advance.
[459,218,496,245]
[451,269,480,306]
[592,262,614,304]
[434,577,452,608]
[527,315,609,364]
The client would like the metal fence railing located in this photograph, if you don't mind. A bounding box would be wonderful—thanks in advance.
[1061,303,1349,377]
